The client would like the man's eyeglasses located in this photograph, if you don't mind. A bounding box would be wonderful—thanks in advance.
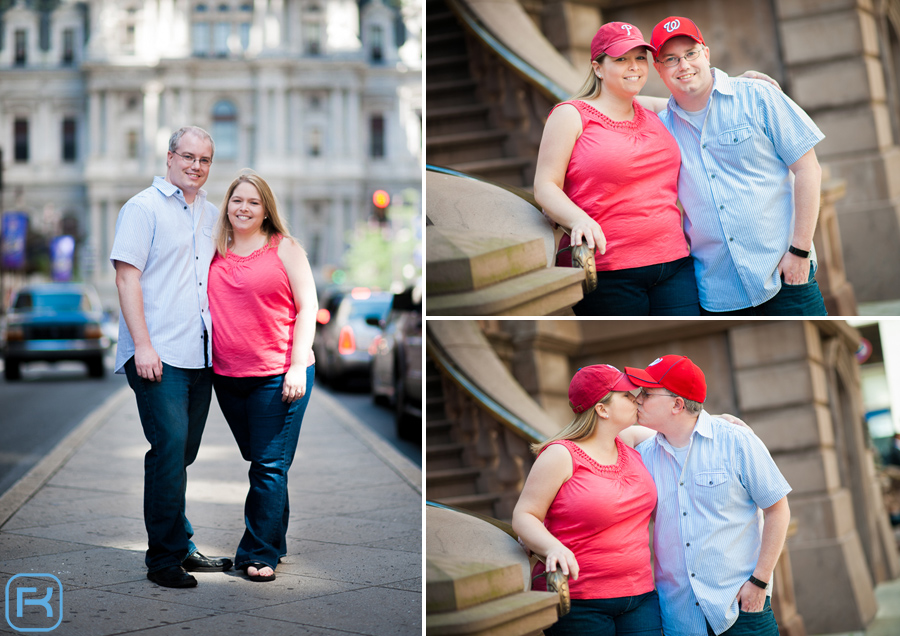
[172,151,212,167]
[658,48,702,68]
[639,388,677,400]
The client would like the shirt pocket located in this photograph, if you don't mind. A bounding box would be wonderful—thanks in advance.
[694,470,729,506]
[718,126,752,146]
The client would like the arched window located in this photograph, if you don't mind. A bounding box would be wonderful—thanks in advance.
[212,101,238,160]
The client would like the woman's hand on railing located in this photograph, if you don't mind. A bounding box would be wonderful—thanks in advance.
[545,545,580,581]
[570,218,607,255]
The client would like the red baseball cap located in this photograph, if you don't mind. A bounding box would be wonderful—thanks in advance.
[625,355,707,403]
[650,16,705,55]
[591,22,656,61]
[569,364,640,413]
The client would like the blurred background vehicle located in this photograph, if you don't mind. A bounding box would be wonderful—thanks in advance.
[1,283,111,381]
[313,287,393,385]
[369,280,422,441]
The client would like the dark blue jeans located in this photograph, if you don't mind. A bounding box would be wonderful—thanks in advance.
[701,267,827,316]
[124,358,212,573]
[545,590,662,636]
[213,365,314,570]
[573,256,700,316]
[706,598,779,635]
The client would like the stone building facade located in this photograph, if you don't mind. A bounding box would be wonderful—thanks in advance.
[0,0,421,294]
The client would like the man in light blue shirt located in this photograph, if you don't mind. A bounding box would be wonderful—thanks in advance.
[649,16,827,315]
[625,355,792,636]
[111,126,232,588]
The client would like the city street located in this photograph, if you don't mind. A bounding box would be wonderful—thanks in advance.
[0,354,421,498]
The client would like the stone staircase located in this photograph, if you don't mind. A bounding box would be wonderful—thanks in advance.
[425,0,545,188]
[425,357,501,517]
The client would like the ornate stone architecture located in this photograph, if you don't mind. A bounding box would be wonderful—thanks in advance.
[0,0,421,296]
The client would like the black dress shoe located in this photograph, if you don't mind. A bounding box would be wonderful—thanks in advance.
[147,565,197,588]
[182,551,233,572]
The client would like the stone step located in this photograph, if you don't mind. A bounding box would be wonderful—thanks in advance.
[426,419,454,445]
[449,156,534,187]
[427,103,490,119]
[426,54,470,70]
[427,442,466,471]
[426,227,547,295]
[427,587,559,636]
[427,467,482,499]
[434,492,502,518]
[427,556,524,613]
[427,129,508,150]
[427,265,585,316]
[427,78,478,94]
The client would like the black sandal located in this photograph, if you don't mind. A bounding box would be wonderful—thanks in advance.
[241,562,276,582]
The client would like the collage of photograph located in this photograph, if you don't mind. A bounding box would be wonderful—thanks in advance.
[2,1,900,635]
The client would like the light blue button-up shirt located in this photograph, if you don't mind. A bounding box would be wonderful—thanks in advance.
[659,69,825,311]
[110,176,219,373]
[636,411,791,635]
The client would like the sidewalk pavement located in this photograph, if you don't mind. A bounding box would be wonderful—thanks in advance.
[0,385,422,635]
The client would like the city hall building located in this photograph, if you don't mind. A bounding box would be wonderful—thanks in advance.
[0,0,421,293]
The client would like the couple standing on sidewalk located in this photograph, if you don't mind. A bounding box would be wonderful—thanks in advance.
[110,126,318,587]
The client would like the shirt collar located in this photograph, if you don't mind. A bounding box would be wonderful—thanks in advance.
[153,175,208,202]
[652,410,712,451]
[667,67,733,118]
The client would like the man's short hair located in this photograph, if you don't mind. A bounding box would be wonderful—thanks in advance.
[168,126,215,159]
[681,397,703,415]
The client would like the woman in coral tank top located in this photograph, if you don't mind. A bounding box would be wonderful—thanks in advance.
[208,171,318,582]
[535,21,698,316]
[512,364,661,635]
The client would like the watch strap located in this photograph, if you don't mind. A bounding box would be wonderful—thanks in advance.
[748,575,768,589]
[788,245,810,258]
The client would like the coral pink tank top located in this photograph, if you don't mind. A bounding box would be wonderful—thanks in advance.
[209,234,314,377]
[554,99,690,271]
[532,438,656,599]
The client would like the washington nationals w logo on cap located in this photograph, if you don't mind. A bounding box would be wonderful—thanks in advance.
[663,19,681,32]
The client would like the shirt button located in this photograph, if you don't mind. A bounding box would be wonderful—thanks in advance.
[702,144,706,149]
[691,573,696,577]
[696,602,700,606]
[719,205,724,210]
[184,206,187,210]
[711,174,716,179]
[679,482,684,486]
[686,543,691,547]
[683,512,687,516]
[729,237,734,242]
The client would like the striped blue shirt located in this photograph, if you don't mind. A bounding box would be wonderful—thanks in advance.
[110,176,219,373]
[659,69,825,311]
[636,411,791,635]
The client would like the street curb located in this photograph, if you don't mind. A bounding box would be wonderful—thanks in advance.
[0,385,133,530]
[315,389,422,494]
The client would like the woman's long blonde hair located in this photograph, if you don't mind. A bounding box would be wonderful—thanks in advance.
[215,170,292,257]
[531,390,617,455]
[571,53,606,101]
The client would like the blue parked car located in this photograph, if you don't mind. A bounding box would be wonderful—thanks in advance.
[2,283,111,381]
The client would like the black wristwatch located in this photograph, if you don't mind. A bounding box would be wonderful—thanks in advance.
[748,575,768,590]
[788,245,810,258]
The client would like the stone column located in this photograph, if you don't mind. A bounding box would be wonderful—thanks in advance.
[728,321,878,633]
[776,0,900,302]
[330,88,344,158]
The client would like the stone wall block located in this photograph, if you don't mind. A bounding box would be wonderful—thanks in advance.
[775,0,873,20]
[729,322,819,368]
[788,56,885,110]
[788,531,877,633]
[735,360,829,411]
[834,201,900,301]
[745,403,834,452]
[829,147,900,206]
[776,448,842,495]
[778,10,878,65]
[788,488,856,542]
[814,103,894,156]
